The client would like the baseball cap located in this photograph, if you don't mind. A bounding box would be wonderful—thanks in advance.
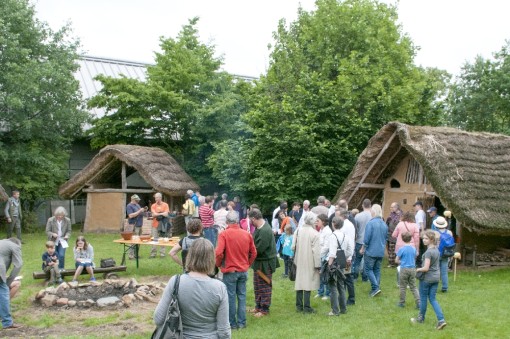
[413,201,423,207]
[427,206,437,213]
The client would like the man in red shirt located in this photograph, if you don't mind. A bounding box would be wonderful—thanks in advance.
[215,211,257,330]
[199,196,217,246]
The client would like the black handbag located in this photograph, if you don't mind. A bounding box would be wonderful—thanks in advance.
[100,258,116,268]
[415,271,425,280]
[334,234,347,269]
[152,275,183,339]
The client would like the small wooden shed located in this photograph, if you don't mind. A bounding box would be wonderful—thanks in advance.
[59,144,199,232]
[334,122,510,251]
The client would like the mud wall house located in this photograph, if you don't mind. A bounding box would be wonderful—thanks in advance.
[334,122,510,252]
[58,144,199,233]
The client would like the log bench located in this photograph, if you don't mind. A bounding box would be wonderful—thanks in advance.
[32,265,127,281]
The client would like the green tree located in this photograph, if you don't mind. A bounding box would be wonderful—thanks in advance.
[88,18,246,191]
[210,0,447,210]
[447,41,510,134]
[0,0,88,204]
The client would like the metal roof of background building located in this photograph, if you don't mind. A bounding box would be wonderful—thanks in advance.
[76,56,148,118]
[76,55,257,119]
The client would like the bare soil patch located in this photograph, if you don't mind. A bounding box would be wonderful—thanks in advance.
[2,276,168,338]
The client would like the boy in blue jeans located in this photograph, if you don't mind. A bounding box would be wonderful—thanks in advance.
[395,232,420,308]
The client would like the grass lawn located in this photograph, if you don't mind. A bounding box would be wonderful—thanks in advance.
[8,227,510,338]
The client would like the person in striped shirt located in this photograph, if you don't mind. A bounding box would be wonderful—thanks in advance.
[200,196,217,246]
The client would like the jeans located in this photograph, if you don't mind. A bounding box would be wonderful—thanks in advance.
[352,243,367,281]
[223,271,248,327]
[0,281,12,327]
[364,256,383,293]
[343,273,355,303]
[439,258,449,291]
[203,227,218,247]
[56,242,66,269]
[328,279,346,314]
[419,280,444,322]
[282,254,291,275]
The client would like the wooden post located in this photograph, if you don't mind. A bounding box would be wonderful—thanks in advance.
[121,163,127,189]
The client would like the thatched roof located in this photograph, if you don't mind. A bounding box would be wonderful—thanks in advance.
[334,122,510,235]
[0,184,8,202]
[59,145,199,198]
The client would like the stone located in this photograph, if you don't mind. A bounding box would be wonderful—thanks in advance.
[134,292,144,301]
[68,300,77,307]
[141,294,159,303]
[77,301,86,307]
[97,296,120,307]
[44,287,57,294]
[35,290,46,300]
[83,299,95,307]
[41,294,58,307]
[56,298,69,306]
[129,278,138,289]
[121,294,135,307]
[69,281,79,288]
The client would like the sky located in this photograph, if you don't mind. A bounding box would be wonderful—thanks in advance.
[33,0,510,78]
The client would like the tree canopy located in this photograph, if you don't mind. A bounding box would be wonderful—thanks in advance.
[447,41,510,135]
[0,0,88,203]
[209,0,448,210]
[88,18,247,192]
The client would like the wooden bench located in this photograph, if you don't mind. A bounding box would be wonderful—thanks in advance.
[33,266,127,280]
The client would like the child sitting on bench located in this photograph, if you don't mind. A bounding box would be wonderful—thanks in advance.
[72,236,96,282]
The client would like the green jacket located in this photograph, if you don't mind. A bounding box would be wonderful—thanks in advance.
[252,222,280,274]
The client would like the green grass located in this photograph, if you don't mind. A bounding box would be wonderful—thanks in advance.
[9,227,510,338]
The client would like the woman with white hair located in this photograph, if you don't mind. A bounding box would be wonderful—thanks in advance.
[45,206,72,270]
[291,212,321,313]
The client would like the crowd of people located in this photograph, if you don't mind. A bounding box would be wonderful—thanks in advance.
[1,188,453,334]
[153,193,454,337]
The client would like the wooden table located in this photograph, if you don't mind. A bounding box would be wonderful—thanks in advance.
[113,239,179,268]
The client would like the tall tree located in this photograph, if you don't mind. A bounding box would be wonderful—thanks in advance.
[88,18,246,191]
[0,0,88,203]
[447,41,510,134]
[210,0,447,210]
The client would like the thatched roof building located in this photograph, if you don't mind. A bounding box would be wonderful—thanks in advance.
[59,144,199,198]
[0,184,8,202]
[334,122,510,236]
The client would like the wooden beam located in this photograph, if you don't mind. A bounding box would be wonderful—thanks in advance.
[359,183,385,189]
[121,162,127,189]
[348,130,398,203]
[83,188,155,194]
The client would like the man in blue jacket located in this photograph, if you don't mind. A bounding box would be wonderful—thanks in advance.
[360,204,388,297]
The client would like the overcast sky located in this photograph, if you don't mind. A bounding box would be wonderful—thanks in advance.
[34,0,510,78]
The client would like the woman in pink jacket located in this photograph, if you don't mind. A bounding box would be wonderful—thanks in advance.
[392,211,420,254]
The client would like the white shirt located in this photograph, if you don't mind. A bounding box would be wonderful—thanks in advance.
[342,219,356,253]
[298,210,310,228]
[328,230,354,260]
[415,210,426,230]
[328,205,336,218]
[271,207,280,233]
[213,209,228,230]
[319,226,333,259]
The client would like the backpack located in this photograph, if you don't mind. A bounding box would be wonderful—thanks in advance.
[438,231,455,258]
[151,275,183,339]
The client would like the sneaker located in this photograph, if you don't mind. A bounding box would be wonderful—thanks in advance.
[346,300,356,306]
[411,315,424,324]
[3,323,23,329]
[370,289,381,297]
[397,303,405,308]
[441,289,448,293]
[160,254,166,258]
[314,294,322,299]
[328,311,339,316]
[322,296,329,301]
[436,320,447,330]
[90,277,96,282]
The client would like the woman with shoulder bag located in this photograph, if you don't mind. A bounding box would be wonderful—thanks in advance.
[154,238,230,338]
[411,230,447,330]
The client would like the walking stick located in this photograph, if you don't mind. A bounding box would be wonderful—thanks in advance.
[453,252,461,282]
